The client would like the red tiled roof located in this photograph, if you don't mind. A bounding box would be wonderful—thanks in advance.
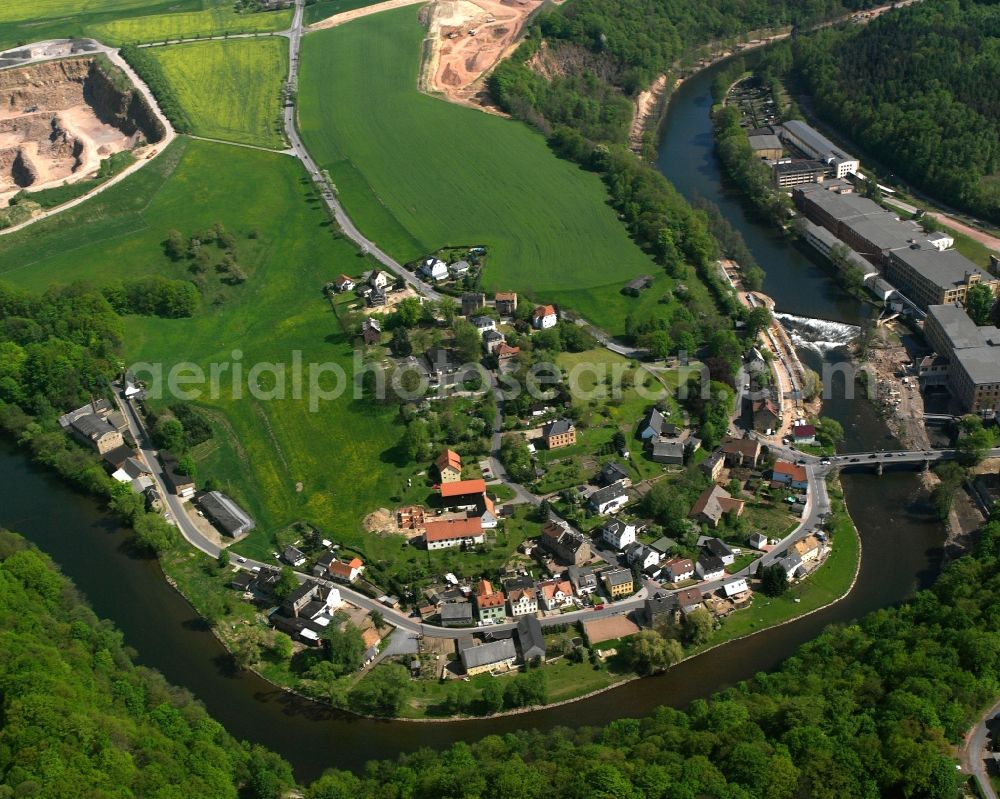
[792,424,816,437]
[436,449,462,472]
[497,343,520,359]
[495,292,517,302]
[424,516,483,541]
[533,304,556,319]
[329,557,363,578]
[440,479,486,498]
[774,460,807,482]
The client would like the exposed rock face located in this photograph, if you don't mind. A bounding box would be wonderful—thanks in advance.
[0,56,163,201]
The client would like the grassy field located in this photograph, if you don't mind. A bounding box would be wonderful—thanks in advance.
[0,138,421,564]
[88,5,292,45]
[298,9,665,336]
[146,39,288,148]
[304,0,388,25]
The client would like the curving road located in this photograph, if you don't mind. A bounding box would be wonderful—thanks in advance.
[960,697,1000,799]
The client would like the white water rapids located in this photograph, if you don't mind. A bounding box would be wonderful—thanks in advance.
[775,313,860,354]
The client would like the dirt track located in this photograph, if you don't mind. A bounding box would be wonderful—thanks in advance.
[307,0,427,30]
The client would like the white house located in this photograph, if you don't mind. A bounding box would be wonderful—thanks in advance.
[507,587,538,617]
[722,577,749,598]
[663,557,695,583]
[532,304,557,329]
[704,537,735,566]
[696,553,725,581]
[369,269,390,290]
[748,532,768,550]
[587,480,629,515]
[537,578,574,611]
[626,543,661,571]
[471,315,497,333]
[449,260,471,278]
[601,517,636,550]
[419,258,449,281]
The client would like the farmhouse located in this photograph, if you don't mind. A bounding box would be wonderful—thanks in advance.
[281,581,341,619]
[650,440,685,465]
[424,516,485,550]
[541,418,576,449]
[435,449,462,483]
[532,304,557,329]
[334,274,355,292]
[328,556,364,583]
[460,638,517,675]
[689,485,745,528]
[440,478,487,510]
[637,408,667,441]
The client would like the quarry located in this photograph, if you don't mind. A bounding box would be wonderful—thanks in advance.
[0,52,165,206]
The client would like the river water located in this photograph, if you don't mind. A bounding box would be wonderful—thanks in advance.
[0,60,945,783]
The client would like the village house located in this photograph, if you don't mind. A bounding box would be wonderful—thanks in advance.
[587,480,629,516]
[774,550,804,579]
[369,269,390,291]
[281,581,341,619]
[722,577,750,599]
[312,551,336,577]
[161,452,196,498]
[695,553,726,581]
[328,556,364,583]
[700,450,725,481]
[626,543,661,571]
[602,568,634,599]
[532,304,557,329]
[441,601,474,627]
[471,315,496,334]
[791,423,816,444]
[689,485,745,528]
[649,536,676,558]
[497,342,520,363]
[538,578,574,611]
[461,638,517,675]
[568,564,598,596]
[361,317,381,346]
[541,418,577,449]
[748,532,769,550]
[597,461,631,488]
[676,587,706,615]
[435,449,462,483]
[197,491,256,538]
[540,521,591,566]
[494,291,517,316]
[719,435,762,468]
[462,292,485,316]
[663,557,695,583]
[601,517,637,550]
[61,401,125,455]
[794,534,822,563]
[424,516,485,550]
[752,398,780,433]
[651,440,685,465]
[283,546,306,567]
[483,329,505,354]
[704,537,735,566]
[773,460,809,490]
[367,287,387,308]
[637,408,669,441]
[449,260,471,279]
[110,455,150,485]
[440,478,488,510]
[419,258,448,282]
[516,615,546,662]
[507,586,539,617]
[334,274,355,293]
[475,579,507,624]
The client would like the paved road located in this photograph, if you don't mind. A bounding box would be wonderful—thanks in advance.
[960,698,1000,798]
[281,0,442,300]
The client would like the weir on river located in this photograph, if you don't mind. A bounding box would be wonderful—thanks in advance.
[0,58,947,781]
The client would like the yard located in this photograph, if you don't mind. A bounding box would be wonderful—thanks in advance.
[297,9,674,336]
[144,38,289,149]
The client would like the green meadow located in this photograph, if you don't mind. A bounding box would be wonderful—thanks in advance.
[298,8,663,335]
[303,0,388,25]
[88,5,292,45]
[146,38,288,148]
[0,138,420,563]
[0,0,289,49]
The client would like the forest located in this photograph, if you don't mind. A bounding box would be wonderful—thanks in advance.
[787,0,1000,223]
[0,529,294,798]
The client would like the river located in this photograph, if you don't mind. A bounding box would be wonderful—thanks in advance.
[0,59,945,783]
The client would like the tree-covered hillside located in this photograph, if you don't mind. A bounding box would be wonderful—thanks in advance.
[790,0,1000,222]
[0,529,294,798]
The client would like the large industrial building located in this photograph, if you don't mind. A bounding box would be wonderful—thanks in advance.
[886,246,998,310]
[779,120,860,178]
[923,303,1000,416]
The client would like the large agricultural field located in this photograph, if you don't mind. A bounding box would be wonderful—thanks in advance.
[298,8,664,335]
[146,39,289,149]
[0,138,419,566]
[88,5,293,45]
